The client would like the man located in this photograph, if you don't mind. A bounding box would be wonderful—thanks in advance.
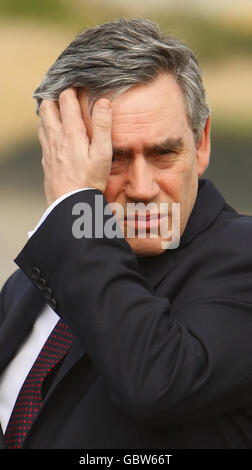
[0,18,252,449]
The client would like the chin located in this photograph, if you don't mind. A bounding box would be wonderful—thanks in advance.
[125,237,168,257]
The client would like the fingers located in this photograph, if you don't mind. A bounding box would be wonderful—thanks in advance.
[58,88,78,122]
[58,88,88,138]
[90,99,112,157]
[39,99,61,130]
[38,90,113,201]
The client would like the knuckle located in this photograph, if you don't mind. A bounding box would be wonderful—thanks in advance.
[94,119,111,130]
[59,88,73,102]
[58,91,67,103]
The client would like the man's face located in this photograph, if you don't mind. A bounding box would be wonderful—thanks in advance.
[79,73,210,256]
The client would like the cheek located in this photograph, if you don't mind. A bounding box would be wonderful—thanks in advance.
[159,156,197,202]
[159,176,178,200]
[158,166,188,200]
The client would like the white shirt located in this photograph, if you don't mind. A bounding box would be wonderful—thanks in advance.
[0,188,94,433]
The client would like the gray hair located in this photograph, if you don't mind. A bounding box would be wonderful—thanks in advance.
[33,18,210,143]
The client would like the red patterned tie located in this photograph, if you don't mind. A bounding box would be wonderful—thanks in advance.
[5,318,74,449]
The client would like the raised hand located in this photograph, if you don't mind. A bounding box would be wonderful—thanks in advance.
[38,88,112,206]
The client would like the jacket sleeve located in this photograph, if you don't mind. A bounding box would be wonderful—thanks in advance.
[0,270,20,326]
[14,189,252,426]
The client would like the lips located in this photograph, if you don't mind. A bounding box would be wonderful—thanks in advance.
[124,213,167,230]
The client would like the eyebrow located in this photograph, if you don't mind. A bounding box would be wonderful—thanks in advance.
[112,137,185,157]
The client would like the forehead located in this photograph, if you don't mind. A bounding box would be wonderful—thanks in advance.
[111,74,190,148]
[80,73,191,146]
[112,73,186,116]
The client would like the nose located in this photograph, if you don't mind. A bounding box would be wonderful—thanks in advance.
[124,155,160,202]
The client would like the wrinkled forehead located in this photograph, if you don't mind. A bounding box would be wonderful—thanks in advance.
[78,73,191,146]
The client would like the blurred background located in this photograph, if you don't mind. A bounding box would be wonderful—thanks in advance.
[0,0,252,287]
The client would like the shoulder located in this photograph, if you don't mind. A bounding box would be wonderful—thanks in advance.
[214,210,252,252]
[193,202,252,255]
[173,210,252,309]
[188,207,252,291]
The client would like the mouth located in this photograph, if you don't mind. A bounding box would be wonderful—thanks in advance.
[124,213,168,230]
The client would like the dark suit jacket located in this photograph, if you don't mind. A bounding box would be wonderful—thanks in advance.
[1,178,252,449]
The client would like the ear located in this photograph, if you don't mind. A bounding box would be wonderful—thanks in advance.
[196,115,211,176]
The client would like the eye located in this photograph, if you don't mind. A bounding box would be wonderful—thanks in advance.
[158,149,174,156]
[112,155,126,163]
